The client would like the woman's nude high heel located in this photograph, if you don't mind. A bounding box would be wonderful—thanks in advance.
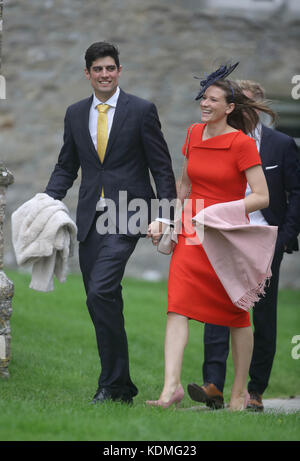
[146,384,185,409]
[229,391,250,411]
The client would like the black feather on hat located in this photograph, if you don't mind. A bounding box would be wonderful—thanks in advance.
[194,62,239,100]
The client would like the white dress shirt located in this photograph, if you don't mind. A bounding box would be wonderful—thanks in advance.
[89,86,120,150]
[89,87,120,206]
[245,123,269,225]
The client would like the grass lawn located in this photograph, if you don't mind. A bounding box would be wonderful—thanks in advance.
[0,270,299,441]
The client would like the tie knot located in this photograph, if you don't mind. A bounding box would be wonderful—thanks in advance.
[97,104,110,114]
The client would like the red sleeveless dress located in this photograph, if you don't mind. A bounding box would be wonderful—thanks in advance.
[167,123,261,327]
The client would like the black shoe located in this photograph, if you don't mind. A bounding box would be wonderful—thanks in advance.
[91,387,133,405]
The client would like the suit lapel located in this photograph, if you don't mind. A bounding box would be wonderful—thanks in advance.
[259,125,272,166]
[104,88,129,160]
[81,95,100,161]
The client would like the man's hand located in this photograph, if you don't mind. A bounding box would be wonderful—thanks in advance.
[147,220,167,246]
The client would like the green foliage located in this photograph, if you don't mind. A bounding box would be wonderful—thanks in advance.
[0,271,299,441]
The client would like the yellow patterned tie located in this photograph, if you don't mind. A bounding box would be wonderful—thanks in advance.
[97,104,110,197]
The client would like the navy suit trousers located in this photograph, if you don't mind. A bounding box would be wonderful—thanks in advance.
[79,213,139,399]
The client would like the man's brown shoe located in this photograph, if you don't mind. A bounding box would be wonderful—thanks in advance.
[187,382,224,409]
[246,392,264,412]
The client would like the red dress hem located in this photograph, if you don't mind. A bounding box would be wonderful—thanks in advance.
[167,307,251,328]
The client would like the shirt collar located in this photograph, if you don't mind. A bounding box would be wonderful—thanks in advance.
[250,122,262,140]
[255,122,262,137]
[92,86,120,109]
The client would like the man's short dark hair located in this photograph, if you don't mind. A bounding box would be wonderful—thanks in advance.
[85,42,120,71]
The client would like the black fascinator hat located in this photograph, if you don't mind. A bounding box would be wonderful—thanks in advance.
[194,62,239,100]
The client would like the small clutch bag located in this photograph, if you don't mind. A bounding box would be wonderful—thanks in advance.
[157,224,174,255]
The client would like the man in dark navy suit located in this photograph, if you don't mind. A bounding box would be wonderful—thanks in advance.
[45,42,176,404]
[187,80,300,411]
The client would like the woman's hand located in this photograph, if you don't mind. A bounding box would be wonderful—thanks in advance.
[147,221,178,252]
[147,220,166,246]
[171,240,177,251]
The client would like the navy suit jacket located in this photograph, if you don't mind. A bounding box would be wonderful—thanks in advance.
[45,89,176,241]
[260,125,300,253]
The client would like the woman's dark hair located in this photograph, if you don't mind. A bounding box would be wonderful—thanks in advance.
[85,42,120,71]
[211,80,277,135]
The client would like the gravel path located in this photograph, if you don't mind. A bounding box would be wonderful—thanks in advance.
[185,396,300,413]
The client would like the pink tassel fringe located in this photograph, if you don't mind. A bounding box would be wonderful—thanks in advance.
[235,276,271,312]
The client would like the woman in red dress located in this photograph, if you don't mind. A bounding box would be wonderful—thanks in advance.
[147,65,276,411]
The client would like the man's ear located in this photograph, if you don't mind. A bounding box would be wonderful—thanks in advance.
[84,68,90,80]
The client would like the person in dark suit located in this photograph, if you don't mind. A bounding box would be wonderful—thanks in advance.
[187,80,300,411]
[45,42,176,404]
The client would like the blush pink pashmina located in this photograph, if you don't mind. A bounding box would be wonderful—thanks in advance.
[193,199,278,311]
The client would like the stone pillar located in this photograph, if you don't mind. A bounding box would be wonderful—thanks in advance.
[0,162,14,378]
